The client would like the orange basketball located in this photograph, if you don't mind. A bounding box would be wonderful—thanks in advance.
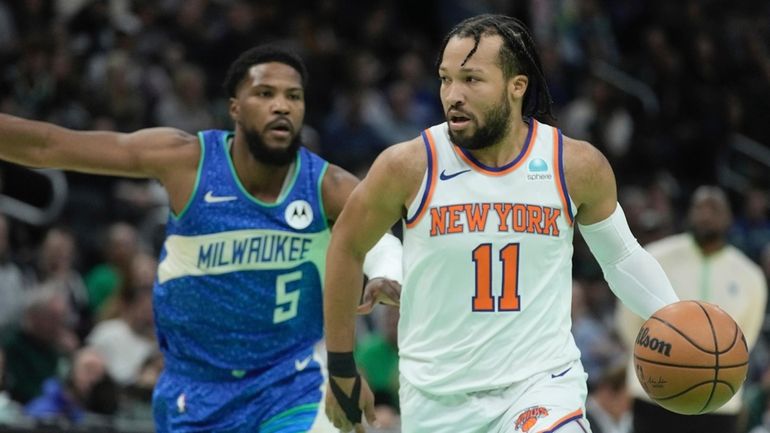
[632,300,749,415]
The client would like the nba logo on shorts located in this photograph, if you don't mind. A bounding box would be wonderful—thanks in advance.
[285,200,313,229]
[514,406,549,432]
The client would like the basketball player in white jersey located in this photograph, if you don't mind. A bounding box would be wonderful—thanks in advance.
[323,14,680,433]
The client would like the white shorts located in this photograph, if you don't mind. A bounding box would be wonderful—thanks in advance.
[399,359,592,433]
[307,384,338,433]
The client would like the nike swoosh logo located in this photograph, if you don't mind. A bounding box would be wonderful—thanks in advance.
[295,355,313,371]
[204,191,237,203]
[439,169,471,181]
[551,367,572,379]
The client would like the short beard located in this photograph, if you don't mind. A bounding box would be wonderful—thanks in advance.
[242,126,302,166]
[448,95,512,150]
[692,228,722,246]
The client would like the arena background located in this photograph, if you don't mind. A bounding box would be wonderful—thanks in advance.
[0,0,769,432]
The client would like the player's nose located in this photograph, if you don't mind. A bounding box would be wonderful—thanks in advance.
[443,82,466,107]
[271,96,291,115]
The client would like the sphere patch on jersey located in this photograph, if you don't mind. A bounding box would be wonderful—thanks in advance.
[285,200,314,229]
[527,158,548,172]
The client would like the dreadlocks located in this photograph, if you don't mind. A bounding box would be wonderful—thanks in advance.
[436,14,554,120]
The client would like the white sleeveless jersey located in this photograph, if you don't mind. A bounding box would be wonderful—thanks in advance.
[400,119,581,395]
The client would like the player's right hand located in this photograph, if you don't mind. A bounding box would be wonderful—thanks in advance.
[357,277,401,315]
[325,375,377,433]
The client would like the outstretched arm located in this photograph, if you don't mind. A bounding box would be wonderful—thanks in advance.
[0,113,200,212]
[565,136,679,318]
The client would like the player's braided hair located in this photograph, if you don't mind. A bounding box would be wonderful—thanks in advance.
[436,14,554,120]
[223,44,308,97]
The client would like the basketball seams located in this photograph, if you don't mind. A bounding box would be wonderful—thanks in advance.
[696,301,719,414]
[655,380,739,405]
[632,356,747,370]
[648,301,740,355]
[648,316,717,355]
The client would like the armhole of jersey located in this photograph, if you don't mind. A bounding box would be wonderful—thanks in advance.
[552,128,575,226]
[405,129,437,228]
[316,160,331,230]
[169,131,206,222]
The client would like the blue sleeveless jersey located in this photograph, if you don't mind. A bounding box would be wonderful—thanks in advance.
[153,130,330,376]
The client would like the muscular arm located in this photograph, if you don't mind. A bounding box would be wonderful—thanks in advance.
[564,137,679,318]
[563,137,618,224]
[0,113,200,213]
[324,138,423,352]
[320,164,360,224]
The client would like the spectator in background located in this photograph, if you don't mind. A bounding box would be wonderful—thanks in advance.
[322,88,387,175]
[87,253,157,386]
[33,226,90,339]
[730,187,770,263]
[0,214,25,337]
[2,285,77,404]
[571,280,625,384]
[394,50,443,126]
[560,78,634,166]
[155,64,215,133]
[745,363,770,433]
[25,347,118,424]
[0,348,23,425]
[118,349,163,426]
[617,186,767,433]
[584,365,631,433]
[372,81,430,145]
[84,222,139,317]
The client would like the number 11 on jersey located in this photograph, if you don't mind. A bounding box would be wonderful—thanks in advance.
[472,243,521,312]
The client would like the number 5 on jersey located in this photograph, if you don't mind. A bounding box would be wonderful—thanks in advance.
[472,243,521,312]
[274,271,302,323]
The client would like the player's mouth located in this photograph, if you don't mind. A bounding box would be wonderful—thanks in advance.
[447,110,473,131]
[266,118,293,139]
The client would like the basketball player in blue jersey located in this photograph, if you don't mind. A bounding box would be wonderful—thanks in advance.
[0,45,402,432]
[323,15,681,433]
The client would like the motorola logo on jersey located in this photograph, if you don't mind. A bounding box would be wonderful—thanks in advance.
[527,158,552,181]
[285,200,313,230]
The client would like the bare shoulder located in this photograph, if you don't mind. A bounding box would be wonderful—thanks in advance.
[561,134,618,224]
[129,128,201,177]
[322,136,426,221]
[127,127,200,160]
[371,137,426,188]
[562,136,611,189]
[321,163,360,223]
[322,163,359,191]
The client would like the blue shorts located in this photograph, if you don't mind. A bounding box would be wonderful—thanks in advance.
[153,346,325,432]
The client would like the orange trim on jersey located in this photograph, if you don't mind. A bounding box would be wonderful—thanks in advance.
[451,120,539,176]
[552,128,574,226]
[536,409,584,433]
[406,129,438,228]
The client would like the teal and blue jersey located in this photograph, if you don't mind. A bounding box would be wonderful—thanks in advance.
[153,130,331,378]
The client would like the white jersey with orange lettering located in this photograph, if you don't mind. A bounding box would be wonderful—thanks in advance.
[400,119,581,395]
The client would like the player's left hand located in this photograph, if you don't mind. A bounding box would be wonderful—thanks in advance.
[358,278,401,315]
[325,375,377,433]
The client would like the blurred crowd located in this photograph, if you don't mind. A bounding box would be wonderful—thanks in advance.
[0,0,769,432]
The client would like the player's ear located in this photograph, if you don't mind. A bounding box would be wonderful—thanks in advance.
[229,97,239,120]
[508,74,528,100]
